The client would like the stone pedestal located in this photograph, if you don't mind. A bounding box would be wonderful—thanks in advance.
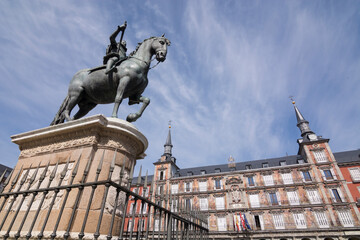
[1,115,147,239]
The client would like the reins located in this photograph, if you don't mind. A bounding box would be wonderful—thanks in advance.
[128,56,161,70]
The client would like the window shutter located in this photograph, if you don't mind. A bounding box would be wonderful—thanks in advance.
[307,189,321,204]
[337,210,354,227]
[200,198,208,210]
[249,194,260,207]
[314,211,329,228]
[293,213,307,229]
[287,191,300,205]
[276,192,281,206]
[217,217,227,231]
[259,215,264,230]
[314,150,328,163]
[171,184,178,194]
[337,188,345,202]
[349,168,360,181]
[330,168,337,180]
[272,214,285,229]
[263,175,274,186]
[320,169,326,180]
[216,197,225,210]
[281,172,293,184]
[199,181,207,192]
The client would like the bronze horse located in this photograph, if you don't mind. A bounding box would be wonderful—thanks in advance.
[51,36,170,125]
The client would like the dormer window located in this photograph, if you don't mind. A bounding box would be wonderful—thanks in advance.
[280,161,286,166]
[297,159,305,164]
[215,168,221,173]
[245,165,252,170]
[200,170,206,175]
[187,171,193,176]
[262,163,269,168]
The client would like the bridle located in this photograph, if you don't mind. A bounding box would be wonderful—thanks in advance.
[129,53,163,70]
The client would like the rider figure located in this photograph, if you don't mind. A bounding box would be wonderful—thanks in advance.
[103,21,127,74]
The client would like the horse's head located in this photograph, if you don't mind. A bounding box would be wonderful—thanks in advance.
[151,36,171,62]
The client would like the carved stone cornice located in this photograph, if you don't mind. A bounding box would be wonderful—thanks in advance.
[18,130,99,158]
[12,115,148,159]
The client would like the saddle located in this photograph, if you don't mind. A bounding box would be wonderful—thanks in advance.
[88,57,128,73]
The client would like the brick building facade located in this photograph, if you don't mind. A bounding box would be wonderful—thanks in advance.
[128,103,360,239]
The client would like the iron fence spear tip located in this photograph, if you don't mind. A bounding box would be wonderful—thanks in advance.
[130,162,135,178]
[30,163,41,183]
[61,156,71,177]
[110,149,117,171]
[84,153,92,174]
[97,150,105,172]
[20,166,31,184]
[144,170,148,188]
[12,165,23,185]
[72,154,81,176]
[137,165,142,184]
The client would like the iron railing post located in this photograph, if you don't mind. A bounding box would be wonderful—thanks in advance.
[118,162,134,240]
[15,163,48,239]
[38,157,70,239]
[4,165,34,239]
[64,152,93,239]
[79,151,105,239]
[26,162,58,240]
[94,150,117,239]
[51,155,81,239]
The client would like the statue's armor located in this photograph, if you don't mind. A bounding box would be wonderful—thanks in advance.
[103,43,127,65]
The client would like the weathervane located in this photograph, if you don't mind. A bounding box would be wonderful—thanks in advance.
[168,120,172,128]
[289,95,296,104]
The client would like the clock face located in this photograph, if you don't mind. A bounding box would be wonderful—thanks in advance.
[308,134,317,141]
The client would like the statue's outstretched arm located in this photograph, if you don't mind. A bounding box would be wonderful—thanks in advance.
[109,21,127,45]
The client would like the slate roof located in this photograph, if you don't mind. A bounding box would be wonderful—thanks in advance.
[174,154,301,177]
[334,149,360,164]
[131,149,360,185]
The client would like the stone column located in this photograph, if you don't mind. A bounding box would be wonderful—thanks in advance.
[1,115,147,239]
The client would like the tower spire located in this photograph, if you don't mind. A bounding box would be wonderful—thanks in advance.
[164,121,173,156]
[290,97,317,141]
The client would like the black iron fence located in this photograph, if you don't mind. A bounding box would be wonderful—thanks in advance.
[0,151,208,240]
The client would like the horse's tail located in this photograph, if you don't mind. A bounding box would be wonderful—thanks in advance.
[50,95,70,126]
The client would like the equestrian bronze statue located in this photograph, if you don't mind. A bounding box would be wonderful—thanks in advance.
[51,24,170,125]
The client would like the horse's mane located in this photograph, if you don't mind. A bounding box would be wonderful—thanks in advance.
[129,36,170,56]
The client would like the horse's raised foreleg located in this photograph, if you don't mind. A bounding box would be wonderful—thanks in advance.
[126,96,150,122]
[112,77,130,118]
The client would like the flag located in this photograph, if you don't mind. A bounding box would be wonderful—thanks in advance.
[239,213,246,230]
[243,214,251,230]
[233,214,240,231]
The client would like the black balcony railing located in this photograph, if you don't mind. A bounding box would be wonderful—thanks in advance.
[0,152,208,240]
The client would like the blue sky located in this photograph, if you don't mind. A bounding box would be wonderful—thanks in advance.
[0,1,359,176]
